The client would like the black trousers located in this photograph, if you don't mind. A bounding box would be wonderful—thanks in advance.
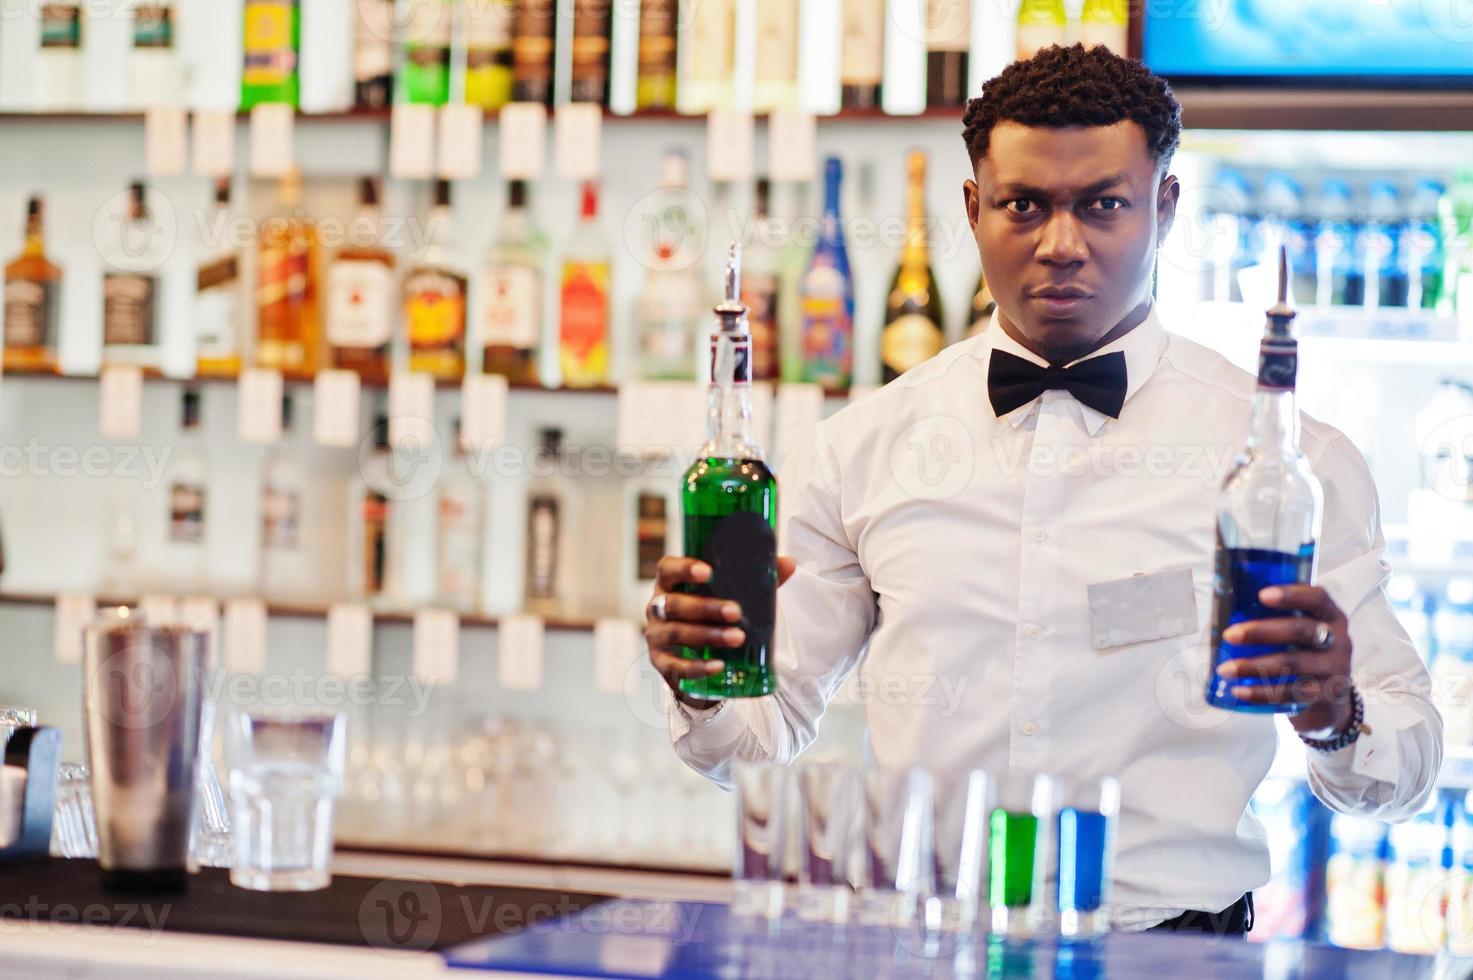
[1147,893,1254,937]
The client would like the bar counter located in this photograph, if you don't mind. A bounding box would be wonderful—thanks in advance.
[0,851,1463,979]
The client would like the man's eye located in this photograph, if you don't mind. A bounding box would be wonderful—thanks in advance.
[1089,197,1128,211]
[1004,199,1037,214]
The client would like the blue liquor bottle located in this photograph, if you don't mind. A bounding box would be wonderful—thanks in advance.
[799,157,854,391]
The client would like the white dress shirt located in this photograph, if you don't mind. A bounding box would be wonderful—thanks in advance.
[668,305,1442,929]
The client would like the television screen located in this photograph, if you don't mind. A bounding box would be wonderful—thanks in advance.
[1142,0,1473,80]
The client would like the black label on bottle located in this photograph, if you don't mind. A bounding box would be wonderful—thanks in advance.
[4,277,55,349]
[701,511,776,648]
[1256,338,1297,392]
[103,273,157,346]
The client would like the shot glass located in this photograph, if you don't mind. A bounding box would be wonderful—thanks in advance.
[930,768,991,934]
[796,761,860,923]
[1054,776,1120,939]
[732,760,789,919]
[50,762,98,859]
[226,707,347,892]
[987,771,1053,939]
[859,766,935,927]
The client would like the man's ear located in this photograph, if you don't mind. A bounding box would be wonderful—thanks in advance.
[1156,174,1181,247]
[964,179,981,231]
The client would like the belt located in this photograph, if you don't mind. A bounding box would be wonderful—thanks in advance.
[1147,892,1254,937]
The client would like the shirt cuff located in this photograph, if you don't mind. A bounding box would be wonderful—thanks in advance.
[1306,696,1399,786]
[666,686,732,740]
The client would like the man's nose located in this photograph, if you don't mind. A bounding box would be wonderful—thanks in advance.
[1037,211,1088,266]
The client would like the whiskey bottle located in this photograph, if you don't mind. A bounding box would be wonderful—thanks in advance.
[101,181,163,369]
[256,170,320,378]
[354,0,395,109]
[881,150,944,381]
[3,196,61,375]
[511,0,555,104]
[401,0,452,105]
[678,244,778,700]
[482,179,545,385]
[196,178,246,379]
[570,0,611,104]
[404,179,468,381]
[925,0,969,108]
[1207,249,1324,714]
[525,426,569,616]
[326,176,395,384]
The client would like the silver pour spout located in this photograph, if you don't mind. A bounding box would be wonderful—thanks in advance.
[713,242,749,335]
[1265,244,1297,338]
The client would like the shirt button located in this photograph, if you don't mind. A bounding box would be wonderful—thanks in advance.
[1026,625,1042,640]
[1031,528,1047,542]
[1021,722,1038,736]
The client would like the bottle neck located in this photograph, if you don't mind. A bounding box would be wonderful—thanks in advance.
[22,219,43,257]
[1249,337,1300,454]
[821,173,841,240]
[900,173,929,270]
[705,331,759,459]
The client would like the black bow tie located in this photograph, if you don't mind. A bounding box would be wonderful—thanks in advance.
[987,349,1128,420]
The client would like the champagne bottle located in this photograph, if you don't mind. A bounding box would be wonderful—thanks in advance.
[882,150,944,381]
[1207,249,1324,714]
[967,272,995,337]
[678,244,778,700]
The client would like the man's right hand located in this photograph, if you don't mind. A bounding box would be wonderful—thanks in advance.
[645,555,798,704]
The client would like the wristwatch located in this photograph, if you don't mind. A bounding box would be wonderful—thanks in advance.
[1297,682,1364,753]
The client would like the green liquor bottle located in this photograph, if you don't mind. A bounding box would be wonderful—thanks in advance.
[241,0,300,108]
[678,243,779,700]
[401,0,453,105]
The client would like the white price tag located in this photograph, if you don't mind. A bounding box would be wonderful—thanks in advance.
[53,594,96,666]
[237,368,285,444]
[144,107,189,177]
[706,108,755,183]
[498,103,548,179]
[179,596,221,673]
[98,365,143,440]
[248,103,296,178]
[616,381,706,456]
[413,609,461,685]
[388,371,437,451]
[389,102,437,180]
[593,618,642,695]
[553,102,602,180]
[191,109,237,178]
[326,603,373,677]
[498,614,545,690]
[223,598,268,675]
[436,103,484,179]
[775,382,825,462]
[139,594,180,626]
[767,109,816,182]
[313,369,362,448]
[460,374,509,453]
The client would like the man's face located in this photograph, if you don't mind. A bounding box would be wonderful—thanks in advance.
[964,121,1179,364]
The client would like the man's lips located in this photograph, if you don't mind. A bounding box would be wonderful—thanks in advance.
[1029,288,1093,316]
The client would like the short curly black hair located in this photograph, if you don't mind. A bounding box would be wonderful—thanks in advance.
[963,44,1181,175]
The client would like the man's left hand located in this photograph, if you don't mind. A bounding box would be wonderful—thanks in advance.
[1216,584,1355,735]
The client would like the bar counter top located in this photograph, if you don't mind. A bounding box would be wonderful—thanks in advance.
[0,851,1462,979]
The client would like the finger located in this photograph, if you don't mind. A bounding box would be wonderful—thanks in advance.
[1228,678,1322,706]
[1222,617,1328,649]
[777,556,798,587]
[1259,585,1341,623]
[1217,652,1338,682]
[655,556,712,592]
[656,593,743,625]
[651,649,726,681]
[645,621,747,652]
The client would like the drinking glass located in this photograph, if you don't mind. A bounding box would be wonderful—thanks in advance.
[859,766,935,927]
[732,760,789,918]
[930,768,991,933]
[192,700,232,868]
[1054,776,1120,939]
[987,771,1053,939]
[0,707,36,750]
[226,707,347,892]
[51,762,98,858]
[797,761,860,922]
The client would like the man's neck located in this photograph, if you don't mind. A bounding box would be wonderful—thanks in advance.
[1000,299,1153,367]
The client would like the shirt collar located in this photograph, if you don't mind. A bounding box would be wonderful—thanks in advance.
[981,305,1168,436]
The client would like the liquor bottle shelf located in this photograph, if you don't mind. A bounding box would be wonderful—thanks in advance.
[0,590,603,633]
